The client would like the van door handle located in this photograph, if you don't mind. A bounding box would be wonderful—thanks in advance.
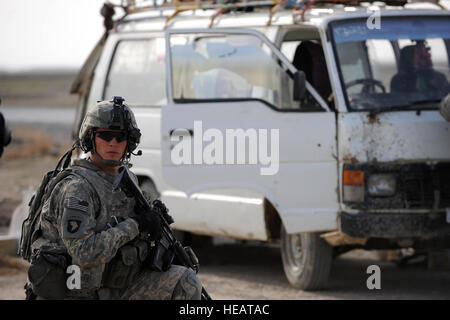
[169,128,194,136]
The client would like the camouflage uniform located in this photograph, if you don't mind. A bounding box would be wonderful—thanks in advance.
[35,158,201,300]
[32,97,202,300]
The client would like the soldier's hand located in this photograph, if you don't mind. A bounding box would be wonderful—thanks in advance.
[151,200,174,225]
[129,210,162,241]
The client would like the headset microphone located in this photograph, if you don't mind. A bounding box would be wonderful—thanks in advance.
[131,150,143,156]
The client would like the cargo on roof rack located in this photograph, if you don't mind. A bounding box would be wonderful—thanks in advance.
[103,0,445,29]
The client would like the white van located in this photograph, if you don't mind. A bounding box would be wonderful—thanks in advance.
[71,1,450,290]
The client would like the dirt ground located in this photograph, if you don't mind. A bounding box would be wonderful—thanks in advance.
[1,242,450,300]
[0,152,64,231]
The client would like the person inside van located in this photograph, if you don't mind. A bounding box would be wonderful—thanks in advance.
[391,41,450,97]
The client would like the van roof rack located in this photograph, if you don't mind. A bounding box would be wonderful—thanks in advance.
[103,0,441,29]
[118,0,409,12]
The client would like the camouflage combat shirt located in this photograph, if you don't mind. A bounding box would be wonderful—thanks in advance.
[37,158,140,296]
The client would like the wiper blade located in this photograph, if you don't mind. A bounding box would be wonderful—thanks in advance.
[408,99,441,106]
[368,105,409,116]
[368,99,441,116]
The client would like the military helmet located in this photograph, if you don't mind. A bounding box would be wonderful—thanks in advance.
[79,96,141,162]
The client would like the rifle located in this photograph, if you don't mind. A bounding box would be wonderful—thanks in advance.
[113,165,212,300]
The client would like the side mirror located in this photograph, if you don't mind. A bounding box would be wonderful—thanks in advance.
[293,70,306,101]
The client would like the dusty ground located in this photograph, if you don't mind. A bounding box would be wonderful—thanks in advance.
[1,243,450,300]
[0,123,71,300]
[0,147,66,231]
[0,76,72,300]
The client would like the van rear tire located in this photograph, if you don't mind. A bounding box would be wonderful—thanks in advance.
[280,226,333,291]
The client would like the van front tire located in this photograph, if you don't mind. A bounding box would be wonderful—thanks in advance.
[280,226,333,291]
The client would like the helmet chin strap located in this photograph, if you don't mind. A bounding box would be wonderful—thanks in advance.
[91,141,123,167]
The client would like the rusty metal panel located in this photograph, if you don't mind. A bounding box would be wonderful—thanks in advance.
[339,111,450,163]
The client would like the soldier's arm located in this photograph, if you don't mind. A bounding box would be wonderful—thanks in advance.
[57,177,139,268]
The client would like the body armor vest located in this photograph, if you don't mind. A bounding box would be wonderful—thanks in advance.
[69,161,146,293]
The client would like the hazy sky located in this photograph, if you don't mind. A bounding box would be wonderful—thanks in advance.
[0,0,107,72]
[2,0,450,72]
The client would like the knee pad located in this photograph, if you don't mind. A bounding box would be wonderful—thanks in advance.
[172,269,202,300]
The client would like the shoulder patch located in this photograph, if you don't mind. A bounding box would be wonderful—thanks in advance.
[67,219,82,233]
[64,196,89,214]
[62,209,90,239]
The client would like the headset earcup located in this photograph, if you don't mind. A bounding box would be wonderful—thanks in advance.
[127,128,141,153]
[81,129,94,152]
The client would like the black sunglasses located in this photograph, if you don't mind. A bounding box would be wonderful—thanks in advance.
[95,130,128,143]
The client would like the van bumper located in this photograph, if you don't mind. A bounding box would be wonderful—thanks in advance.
[340,211,450,238]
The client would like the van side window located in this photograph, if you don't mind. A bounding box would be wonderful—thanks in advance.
[104,38,166,106]
[170,34,297,110]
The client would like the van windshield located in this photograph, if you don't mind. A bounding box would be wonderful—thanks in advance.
[331,17,450,112]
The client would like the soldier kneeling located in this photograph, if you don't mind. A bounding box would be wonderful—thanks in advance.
[24,97,203,300]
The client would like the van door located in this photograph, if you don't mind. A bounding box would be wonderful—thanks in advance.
[162,29,339,236]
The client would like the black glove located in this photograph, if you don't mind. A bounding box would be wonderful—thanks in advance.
[129,209,162,241]
[151,200,174,225]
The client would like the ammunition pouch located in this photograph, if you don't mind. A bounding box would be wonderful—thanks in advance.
[146,236,175,272]
[27,246,71,300]
[101,241,148,289]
